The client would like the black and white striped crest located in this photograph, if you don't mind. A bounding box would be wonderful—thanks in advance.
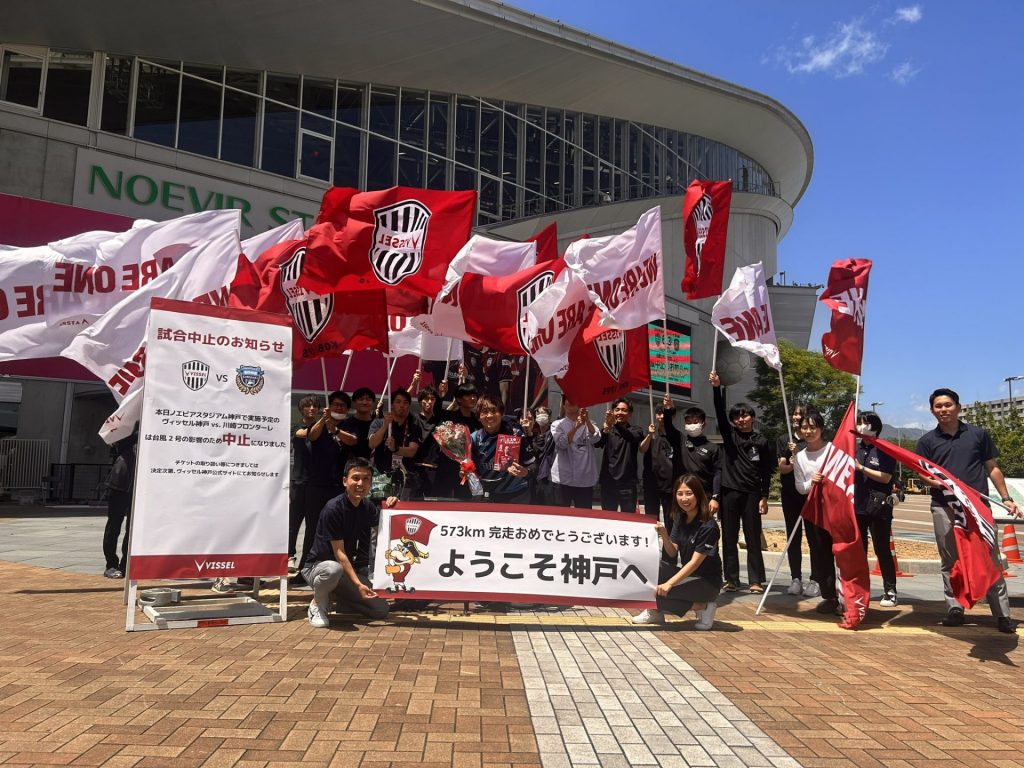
[692,192,713,267]
[181,360,209,391]
[594,329,626,381]
[370,200,431,285]
[279,246,335,342]
[516,270,555,351]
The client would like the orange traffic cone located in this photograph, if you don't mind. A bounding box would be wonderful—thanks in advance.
[1002,525,1023,565]
[872,531,913,577]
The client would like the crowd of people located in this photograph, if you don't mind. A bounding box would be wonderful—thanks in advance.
[102,368,1021,634]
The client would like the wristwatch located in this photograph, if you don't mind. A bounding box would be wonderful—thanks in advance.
[1003,496,1015,503]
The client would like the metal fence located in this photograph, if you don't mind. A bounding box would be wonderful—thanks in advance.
[0,438,50,499]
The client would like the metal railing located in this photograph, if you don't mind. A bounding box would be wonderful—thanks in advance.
[0,438,50,499]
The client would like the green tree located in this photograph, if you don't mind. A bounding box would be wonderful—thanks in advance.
[747,339,857,441]
[963,402,1024,477]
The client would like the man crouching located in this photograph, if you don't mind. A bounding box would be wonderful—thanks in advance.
[300,457,397,628]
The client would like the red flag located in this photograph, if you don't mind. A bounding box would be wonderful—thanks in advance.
[859,434,1002,609]
[800,403,870,629]
[298,186,476,300]
[682,180,731,300]
[819,258,871,375]
[528,222,559,264]
[235,240,388,361]
[555,308,650,408]
[316,186,359,226]
[460,259,566,354]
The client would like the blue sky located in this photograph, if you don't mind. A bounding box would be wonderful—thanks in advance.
[514,1,1023,428]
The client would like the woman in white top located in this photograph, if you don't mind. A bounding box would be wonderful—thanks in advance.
[550,397,602,508]
[778,409,842,616]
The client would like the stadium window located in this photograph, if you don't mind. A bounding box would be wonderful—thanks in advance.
[133,60,180,148]
[100,55,133,135]
[337,82,364,128]
[299,131,332,182]
[179,66,223,159]
[301,77,334,135]
[428,95,448,158]
[398,148,425,187]
[261,97,298,177]
[221,84,259,167]
[1,47,44,111]
[366,135,396,190]
[42,49,92,126]
[400,89,426,148]
[369,86,397,138]
[333,122,361,188]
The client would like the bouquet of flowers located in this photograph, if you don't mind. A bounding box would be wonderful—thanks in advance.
[433,421,484,496]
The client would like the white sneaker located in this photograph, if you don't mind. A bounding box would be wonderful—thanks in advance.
[307,600,330,628]
[632,609,665,625]
[879,591,898,608]
[695,603,718,630]
[787,578,803,596]
[803,580,821,598]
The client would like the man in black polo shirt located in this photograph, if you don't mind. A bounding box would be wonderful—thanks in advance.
[917,387,1021,633]
[300,457,396,627]
[338,387,376,459]
[597,398,647,512]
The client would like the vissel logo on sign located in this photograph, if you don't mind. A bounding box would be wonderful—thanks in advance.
[691,193,713,274]
[595,329,626,380]
[517,270,555,352]
[181,360,209,391]
[280,247,335,342]
[370,200,431,285]
[194,559,236,572]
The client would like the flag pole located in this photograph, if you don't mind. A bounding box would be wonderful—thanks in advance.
[778,367,794,444]
[661,317,671,398]
[413,355,422,394]
[442,338,454,383]
[756,517,804,615]
[320,358,330,400]
[377,354,397,415]
[522,356,531,417]
[710,327,720,374]
[338,353,352,392]
[854,375,861,422]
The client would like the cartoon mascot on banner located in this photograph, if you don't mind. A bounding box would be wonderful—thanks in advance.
[384,514,437,593]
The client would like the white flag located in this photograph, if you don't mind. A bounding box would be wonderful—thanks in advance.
[242,219,306,262]
[711,262,781,371]
[563,206,664,331]
[99,389,143,445]
[388,314,463,361]
[61,229,244,405]
[414,235,539,342]
[45,209,240,327]
[523,270,594,377]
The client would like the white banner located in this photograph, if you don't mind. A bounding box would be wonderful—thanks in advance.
[128,299,292,580]
[564,206,665,331]
[371,503,659,607]
[711,262,781,370]
[387,314,463,361]
[524,269,594,377]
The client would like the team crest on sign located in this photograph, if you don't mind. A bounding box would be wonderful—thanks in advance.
[691,192,713,273]
[370,200,431,285]
[279,247,334,342]
[235,365,265,395]
[594,329,626,380]
[516,270,555,351]
[181,360,209,391]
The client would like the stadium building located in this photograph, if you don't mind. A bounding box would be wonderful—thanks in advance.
[0,0,815,501]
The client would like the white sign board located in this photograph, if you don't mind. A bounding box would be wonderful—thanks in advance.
[129,298,292,580]
[372,503,659,608]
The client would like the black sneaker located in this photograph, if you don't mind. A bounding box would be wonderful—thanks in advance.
[941,607,965,627]
[815,599,840,615]
[997,617,1016,634]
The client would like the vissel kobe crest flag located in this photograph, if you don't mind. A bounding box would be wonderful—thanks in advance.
[556,309,650,409]
[298,186,476,300]
[819,258,871,375]
[859,435,1002,609]
[800,403,871,629]
[682,180,731,300]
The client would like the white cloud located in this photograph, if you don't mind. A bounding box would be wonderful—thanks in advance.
[892,5,923,24]
[890,61,921,84]
[779,20,889,78]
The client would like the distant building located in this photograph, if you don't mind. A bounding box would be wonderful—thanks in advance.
[970,397,1024,424]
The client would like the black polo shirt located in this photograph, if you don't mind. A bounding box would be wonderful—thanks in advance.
[597,423,645,484]
[304,493,380,572]
[669,514,723,586]
[916,421,997,501]
[855,441,896,512]
[306,426,344,487]
[340,415,374,459]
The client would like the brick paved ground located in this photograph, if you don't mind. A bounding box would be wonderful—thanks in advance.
[2,510,1023,767]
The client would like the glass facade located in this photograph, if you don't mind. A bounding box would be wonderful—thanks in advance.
[0,44,779,225]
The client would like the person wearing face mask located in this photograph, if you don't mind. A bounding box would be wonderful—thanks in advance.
[295,390,351,581]
[783,408,842,616]
[854,411,899,608]
[776,405,819,597]
[551,398,601,508]
[523,407,556,506]
[642,394,684,526]
[710,372,774,594]
[678,406,721,510]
